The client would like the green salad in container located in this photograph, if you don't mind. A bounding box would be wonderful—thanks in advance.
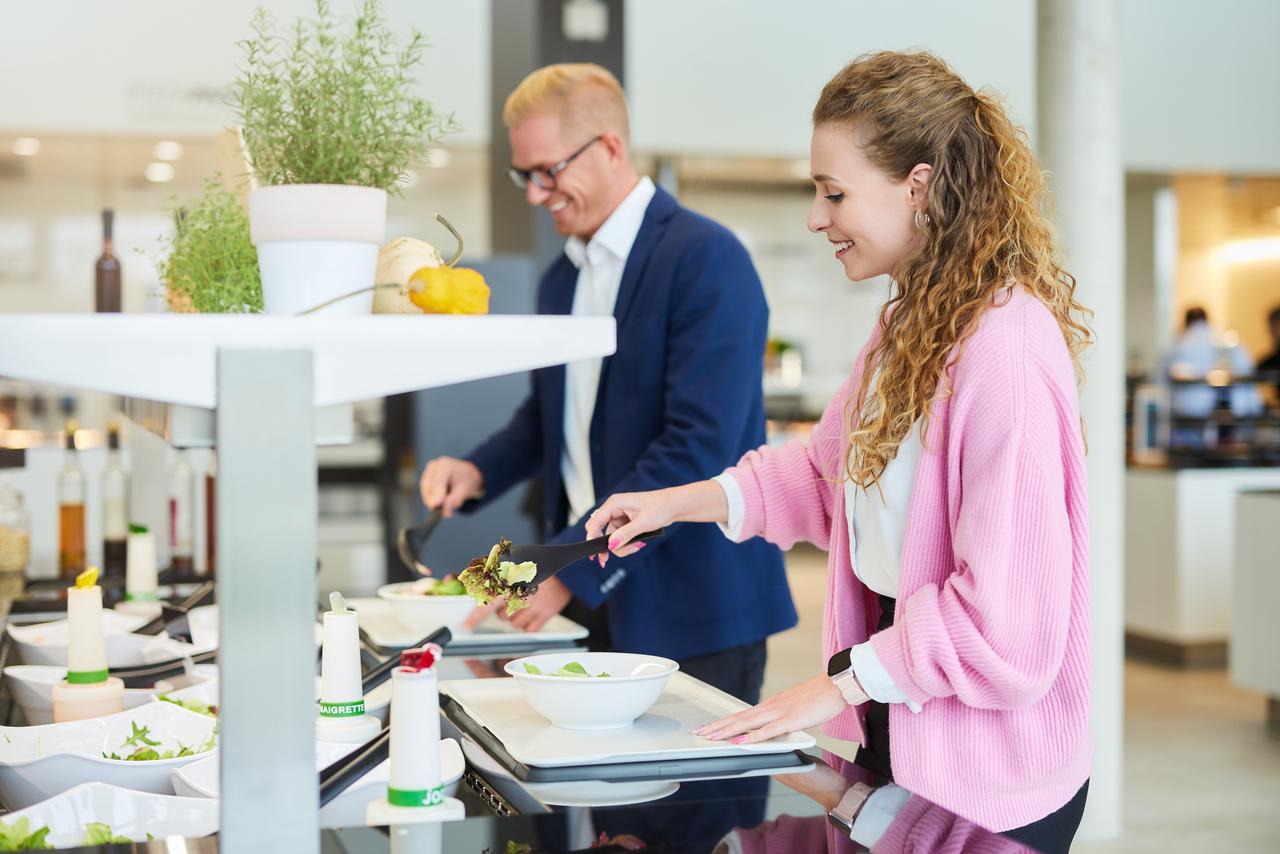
[0,817,150,850]
[101,721,217,762]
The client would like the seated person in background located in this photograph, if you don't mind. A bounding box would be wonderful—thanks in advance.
[1258,306,1280,376]
[1160,306,1263,418]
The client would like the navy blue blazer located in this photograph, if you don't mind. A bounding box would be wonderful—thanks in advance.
[465,186,796,661]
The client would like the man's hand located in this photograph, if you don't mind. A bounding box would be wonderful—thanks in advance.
[419,456,484,517]
[508,577,573,633]
[460,577,574,634]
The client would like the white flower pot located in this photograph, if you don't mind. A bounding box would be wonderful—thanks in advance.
[249,184,387,316]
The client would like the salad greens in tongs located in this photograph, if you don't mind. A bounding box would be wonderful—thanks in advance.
[457,539,538,616]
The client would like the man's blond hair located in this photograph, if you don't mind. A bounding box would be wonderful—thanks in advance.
[503,63,630,143]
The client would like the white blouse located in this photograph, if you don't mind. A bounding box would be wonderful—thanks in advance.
[716,376,923,711]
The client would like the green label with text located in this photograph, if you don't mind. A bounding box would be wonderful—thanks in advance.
[387,785,444,808]
[318,700,366,718]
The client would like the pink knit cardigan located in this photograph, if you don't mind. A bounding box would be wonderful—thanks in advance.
[724,289,1093,831]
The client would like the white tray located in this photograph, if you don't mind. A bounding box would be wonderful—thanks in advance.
[347,597,588,650]
[439,672,815,769]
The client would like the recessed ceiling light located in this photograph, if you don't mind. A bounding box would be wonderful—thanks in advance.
[12,137,41,157]
[145,161,176,183]
[153,140,184,161]
[426,148,451,169]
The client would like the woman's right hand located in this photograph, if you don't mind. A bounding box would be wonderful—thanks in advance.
[586,479,729,564]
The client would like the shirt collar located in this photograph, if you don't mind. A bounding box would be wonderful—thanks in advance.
[564,176,657,269]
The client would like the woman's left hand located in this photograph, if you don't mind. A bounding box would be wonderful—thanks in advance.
[694,674,849,744]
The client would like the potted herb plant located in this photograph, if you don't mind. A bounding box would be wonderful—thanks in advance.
[232,0,458,315]
[160,178,263,314]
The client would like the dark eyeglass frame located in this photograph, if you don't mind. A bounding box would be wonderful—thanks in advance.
[507,135,604,191]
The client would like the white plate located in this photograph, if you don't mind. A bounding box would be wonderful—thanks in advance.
[0,700,219,809]
[170,738,464,829]
[440,672,815,769]
[523,778,680,807]
[3,666,157,726]
[160,674,393,725]
[348,597,588,650]
[0,781,218,845]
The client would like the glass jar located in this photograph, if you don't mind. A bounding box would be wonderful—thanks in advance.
[0,477,30,576]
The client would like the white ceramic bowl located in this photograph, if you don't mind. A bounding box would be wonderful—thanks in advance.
[170,738,464,829]
[0,781,218,845]
[3,666,157,726]
[0,700,219,809]
[376,581,477,637]
[504,652,679,730]
[178,605,324,650]
[4,612,201,668]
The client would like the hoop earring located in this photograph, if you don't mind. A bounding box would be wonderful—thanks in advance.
[914,210,932,231]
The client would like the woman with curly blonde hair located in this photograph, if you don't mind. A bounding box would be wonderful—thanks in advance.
[587,50,1093,851]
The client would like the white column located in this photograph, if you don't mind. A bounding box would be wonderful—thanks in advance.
[1037,0,1124,840]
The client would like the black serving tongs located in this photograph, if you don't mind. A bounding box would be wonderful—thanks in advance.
[505,528,666,594]
[395,508,444,576]
[132,581,216,638]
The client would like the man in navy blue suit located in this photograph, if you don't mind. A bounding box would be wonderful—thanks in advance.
[419,63,795,704]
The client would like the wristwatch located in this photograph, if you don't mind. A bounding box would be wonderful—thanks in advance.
[827,647,868,705]
[827,781,875,836]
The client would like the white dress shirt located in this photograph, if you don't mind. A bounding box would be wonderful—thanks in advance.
[561,176,657,524]
[715,370,923,711]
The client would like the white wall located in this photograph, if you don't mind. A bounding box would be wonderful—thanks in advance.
[1122,0,1280,174]
[6,0,1280,175]
[627,0,1037,156]
[0,1,490,144]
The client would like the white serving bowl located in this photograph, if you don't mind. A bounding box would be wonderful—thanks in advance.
[0,700,218,809]
[3,666,156,726]
[376,581,477,637]
[159,675,393,725]
[4,611,200,668]
[171,737,463,829]
[504,652,679,730]
[179,605,323,649]
[0,781,218,845]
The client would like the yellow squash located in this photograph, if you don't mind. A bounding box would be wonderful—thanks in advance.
[408,265,490,315]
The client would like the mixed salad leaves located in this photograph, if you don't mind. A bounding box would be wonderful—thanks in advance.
[403,574,467,597]
[459,539,538,616]
[0,817,48,850]
[157,694,217,717]
[523,662,610,678]
[101,721,217,762]
[0,817,148,850]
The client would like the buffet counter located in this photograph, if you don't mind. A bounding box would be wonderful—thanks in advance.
[1125,463,1280,666]
[0,605,1046,854]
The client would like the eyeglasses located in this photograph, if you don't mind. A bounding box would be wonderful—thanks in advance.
[507,135,603,191]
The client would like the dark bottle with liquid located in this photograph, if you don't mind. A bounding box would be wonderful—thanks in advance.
[102,423,128,580]
[57,423,86,579]
[203,452,216,577]
[95,209,122,313]
[169,452,194,574]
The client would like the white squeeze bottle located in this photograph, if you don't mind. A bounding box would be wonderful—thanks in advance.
[51,567,125,722]
[367,642,464,840]
[316,592,380,743]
